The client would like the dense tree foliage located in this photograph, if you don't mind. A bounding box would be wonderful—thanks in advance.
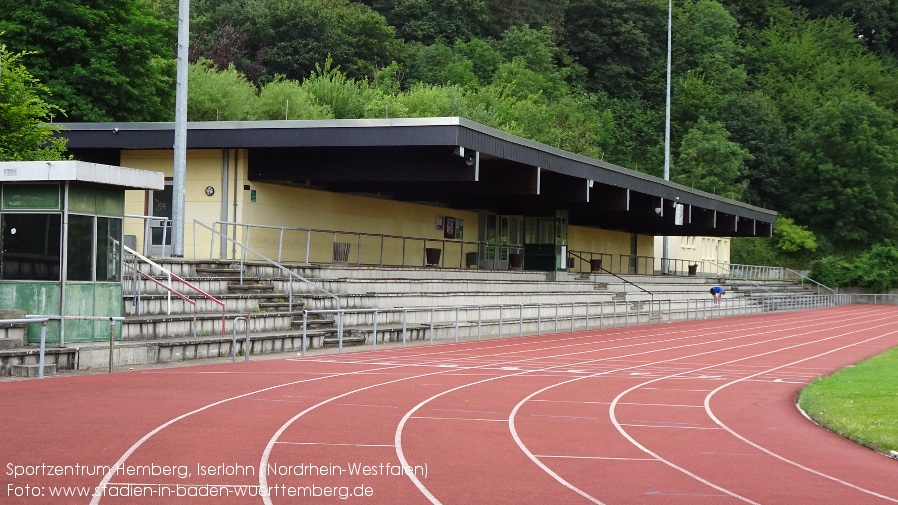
[5,0,898,269]
[0,0,175,121]
[0,43,67,160]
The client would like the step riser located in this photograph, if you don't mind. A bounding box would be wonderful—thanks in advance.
[122,313,299,340]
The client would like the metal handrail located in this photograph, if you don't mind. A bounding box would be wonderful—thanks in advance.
[123,244,226,339]
[784,268,835,295]
[569,251,653,298]
[193,220,341,311]
[710,261,774,295]
[125,213,171,257]
[296,293,847,355]
[200,220,529,270]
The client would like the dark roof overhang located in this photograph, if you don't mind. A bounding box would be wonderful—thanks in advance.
[56,117,776,237]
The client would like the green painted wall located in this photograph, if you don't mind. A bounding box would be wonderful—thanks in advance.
[64,283,123,343]
[68,183,124,216]
[0,282,62,343]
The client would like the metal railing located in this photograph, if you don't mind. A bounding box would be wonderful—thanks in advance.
[295,293,851,355]
[195,220,533,270]
[569,251,654,301]
[123,244,226,339]
[714,262,785,280]
[784,268,835,295]
[0,318,49,378]
[125,213,171,257]
[194,220,340,311]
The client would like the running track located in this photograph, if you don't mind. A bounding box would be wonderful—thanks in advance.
[2,304,897,504]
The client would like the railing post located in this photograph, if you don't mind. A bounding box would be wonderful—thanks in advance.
[39,320,47,380]
[372,310,379,350]
[585,302,590,330]
[402,310,408,347]
[519,304,524,337]
[338,310,344,354]
[430,309,435,345]
[537,304,542,335]
[477,305,482,341]
[108,317,115,373]
[454,307,460,343]
[301,311,308,357]
[498,305,503,339]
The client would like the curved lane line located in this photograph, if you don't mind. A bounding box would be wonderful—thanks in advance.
[703,329,898,502]
[606,316,898,505]
[88,363,424,505]
[508,310,898,504]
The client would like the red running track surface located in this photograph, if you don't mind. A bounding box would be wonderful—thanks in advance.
[2,304,897,504]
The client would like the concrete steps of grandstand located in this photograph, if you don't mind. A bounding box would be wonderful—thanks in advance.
[2,259,823,374]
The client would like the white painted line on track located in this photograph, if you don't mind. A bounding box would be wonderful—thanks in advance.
[89,362,417,505]
[337,403,399,408]
[410,416,507,422]
[275,441,395,448]
[536,455,658,461]
[621,424,722,430]
[703,329,898,502]
[432,408,497,414]
[529,414,597,420]
[606,313,898,505]
[507,308,898,505]
[92,305,875,505]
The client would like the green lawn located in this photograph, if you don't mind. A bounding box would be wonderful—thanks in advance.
[797,347,898,455]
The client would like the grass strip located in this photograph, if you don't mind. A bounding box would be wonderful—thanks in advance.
[797,346,898,455]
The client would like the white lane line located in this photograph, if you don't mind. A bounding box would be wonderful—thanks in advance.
[508,309,898,505]
[410,416,507,422]
[275,442,395,448]
[530,414,597,420]
[93,307,856,505]
[607,313,898,505]
[536,455,658,461]
[88,363,412,505]
[620,424,722,430]
[269,305,853,505]
[337,403,399,408]
[703,329,898,502]
[530,399,702,408]
[432,408,497,414]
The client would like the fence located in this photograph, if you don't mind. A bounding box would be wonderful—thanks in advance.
[295,293,853,356]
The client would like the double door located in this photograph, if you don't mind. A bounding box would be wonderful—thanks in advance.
[479,214,523,269]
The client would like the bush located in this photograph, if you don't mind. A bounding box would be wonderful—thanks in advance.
[808,256,855,289]
[852,243,898,292]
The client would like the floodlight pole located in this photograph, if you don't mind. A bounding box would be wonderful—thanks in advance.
[662,0,672,274]
[172,0,190,257]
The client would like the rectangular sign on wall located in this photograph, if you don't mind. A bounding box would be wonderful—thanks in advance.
[2,184,61,210]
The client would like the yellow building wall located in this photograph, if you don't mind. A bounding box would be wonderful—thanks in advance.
[118,147,654,271]
[239,181,480,267]
[568,227,653,274]
[653,235,731,275]
[121,149,243,257]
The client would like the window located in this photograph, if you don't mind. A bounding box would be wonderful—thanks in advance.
[67,215,94,281]
[0,213,62,281]
[96,217,122,282]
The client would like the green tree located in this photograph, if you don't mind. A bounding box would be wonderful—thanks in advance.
[300,59,373,118]
[255,77,334,120]
[788,94,898,250]
[389,0,493,44]
[562,0,667,98]
[0,43,66,160]
[0,0,176,121]
[192,0,400,84]
[674,118,750,199]
[187,61,258,121]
